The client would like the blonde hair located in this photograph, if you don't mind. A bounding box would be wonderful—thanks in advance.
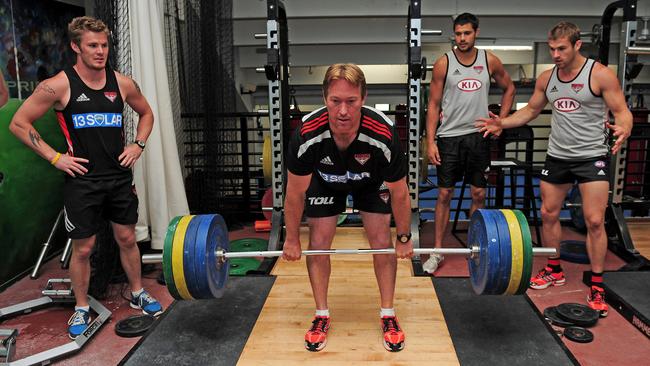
[548,21,580,46]
[68,16,110,45]
[322,63,367,97]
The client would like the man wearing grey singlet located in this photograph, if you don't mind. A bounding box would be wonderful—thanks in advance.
[477,22,632,317]
[424,13,515,274]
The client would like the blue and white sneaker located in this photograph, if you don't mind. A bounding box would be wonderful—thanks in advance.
[68,309,91,340]
[130,290,163,317]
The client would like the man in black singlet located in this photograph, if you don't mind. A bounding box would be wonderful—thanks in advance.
[9,16,162,339]
[283,64,412,352]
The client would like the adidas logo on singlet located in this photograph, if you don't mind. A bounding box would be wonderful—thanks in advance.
[453,69,461,75]
[549,86,558,93]
[320,156,334,165]
[76,93,90,102]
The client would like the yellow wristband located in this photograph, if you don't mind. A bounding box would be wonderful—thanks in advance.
[50,152,62,165]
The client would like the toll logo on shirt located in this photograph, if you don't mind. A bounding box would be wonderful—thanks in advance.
[457,78,482,92]
[72,113,123,128]
[553,98,581,112]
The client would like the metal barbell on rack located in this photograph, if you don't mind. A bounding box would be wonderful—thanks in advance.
[143,209,555,300]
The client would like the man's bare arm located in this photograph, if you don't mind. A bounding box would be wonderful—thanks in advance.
[488,52,515,118]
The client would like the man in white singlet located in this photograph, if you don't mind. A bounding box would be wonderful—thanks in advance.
[424,13,515,274]
[476,22,632,316]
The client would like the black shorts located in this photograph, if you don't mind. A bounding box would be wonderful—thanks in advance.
[304,177,392,218]
[63,175,139,239]
[540,155,610,184]
[436,132,490,188]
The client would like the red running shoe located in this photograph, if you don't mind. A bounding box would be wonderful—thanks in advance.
[529,267,566,289]
[587,285,609,317]
[304,316,330,352]
[381,316,405,352]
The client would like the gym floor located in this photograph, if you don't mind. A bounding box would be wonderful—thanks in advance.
[1,223,648,365]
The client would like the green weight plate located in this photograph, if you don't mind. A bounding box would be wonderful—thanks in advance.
[162,216,182,299]
[229,258,262,276]
[230,238,268,252]
[513,210,533,295]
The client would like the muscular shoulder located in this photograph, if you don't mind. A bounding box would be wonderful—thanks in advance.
[536,69,554,90]
[115,72,140,95]
[31,71,69,107]
[359,106,395,144]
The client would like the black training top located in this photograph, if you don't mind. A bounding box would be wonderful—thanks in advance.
[56,66,129,180]
[286,106,407,191]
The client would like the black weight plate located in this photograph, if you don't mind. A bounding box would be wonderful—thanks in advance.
[560,240,590,264]
[543,306,574,327]
[115,315,156,338]
[556,303,599,327]
[564,326,594,343]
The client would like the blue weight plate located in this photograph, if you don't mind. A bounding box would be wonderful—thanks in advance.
[492,210,512,295]
[192,215,214,299]
[478,209,504,295]
[468,209,501,295]
[183,215,202,299]
[206,214,229,298]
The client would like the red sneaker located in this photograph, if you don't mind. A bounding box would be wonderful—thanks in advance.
[587,285,609,317]
[529,267,566,290]
[381,316,405,352]
[304,316,330,352]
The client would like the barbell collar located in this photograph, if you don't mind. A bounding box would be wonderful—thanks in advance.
[142,247,556,264]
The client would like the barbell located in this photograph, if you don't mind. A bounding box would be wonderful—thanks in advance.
[142,209,555,299]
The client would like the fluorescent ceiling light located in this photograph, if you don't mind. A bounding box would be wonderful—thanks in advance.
[375,103,390,111]
[475,45,533,51]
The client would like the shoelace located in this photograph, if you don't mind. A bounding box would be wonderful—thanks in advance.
[137,292,155,305]
[68,311,87,326]
[591,288,605,302]
[382,317,400,333]
[309,317,328,333]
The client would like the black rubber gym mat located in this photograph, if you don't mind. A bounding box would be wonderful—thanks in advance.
[602,271,650,338]
[120,276,275,366]
[432,278,577,366]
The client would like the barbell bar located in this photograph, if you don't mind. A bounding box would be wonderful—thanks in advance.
[148,209,555,300]
[143,246,555,262]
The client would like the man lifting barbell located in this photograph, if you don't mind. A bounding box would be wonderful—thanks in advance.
[477,22,633,317]
[282,63,413,352]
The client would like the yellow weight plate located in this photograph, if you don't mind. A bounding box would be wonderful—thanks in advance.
[172,215,195,300]
[263,135,272,184]
[501,209,524,295]
[420,135,428,182]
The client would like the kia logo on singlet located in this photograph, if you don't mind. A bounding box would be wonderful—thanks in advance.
[457,78,482,92]
[553,97,581,112]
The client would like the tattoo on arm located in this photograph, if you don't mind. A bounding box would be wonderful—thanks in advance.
[34,82,55,95]
[132,79,142,95]
[29,129,41,147]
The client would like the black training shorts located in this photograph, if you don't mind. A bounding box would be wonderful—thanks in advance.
[539,155,610,184]
[436,132,490,188]
[63,175,138,239]
[304,176,392,217]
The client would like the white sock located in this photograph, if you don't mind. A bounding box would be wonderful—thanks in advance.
[315,309,330,317]
[75,305,90,312]
[380,308,395,317]
[131,288,145,298]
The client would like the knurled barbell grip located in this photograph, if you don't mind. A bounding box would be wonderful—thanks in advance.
[141,247,556,264]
